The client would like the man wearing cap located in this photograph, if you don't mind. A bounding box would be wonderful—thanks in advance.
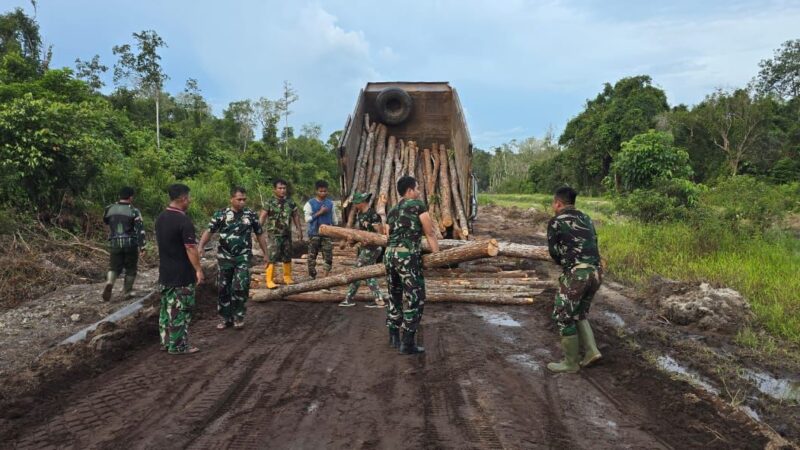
[340,192,386,308]
[385,176,439,354]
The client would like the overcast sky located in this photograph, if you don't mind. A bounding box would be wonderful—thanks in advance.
[10,0,800,148]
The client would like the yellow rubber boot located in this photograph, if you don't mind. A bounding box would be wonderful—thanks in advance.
[283,262,294,285]
[265,264,277,289]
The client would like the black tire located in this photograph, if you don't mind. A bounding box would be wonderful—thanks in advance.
[375,87,413,125]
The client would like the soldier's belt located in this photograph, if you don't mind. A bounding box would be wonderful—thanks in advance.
[570,263,598,272]
[386,246,409,252]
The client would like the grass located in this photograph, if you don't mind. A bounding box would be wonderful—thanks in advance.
[480,192,800,345]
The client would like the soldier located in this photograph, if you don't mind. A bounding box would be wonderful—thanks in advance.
[102,186,146,301]
[385,176,439,354]
[259,178,303,289]
[198,187,268,330]
[155,184,204,355]
[546,186,603,373]
[303,180,337,279]
[339,192,387,308]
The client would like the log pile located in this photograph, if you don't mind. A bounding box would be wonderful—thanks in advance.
[341,114,470,238]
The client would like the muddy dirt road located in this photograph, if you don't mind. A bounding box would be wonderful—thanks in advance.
[2,205,790,449]
[5,297,770,449]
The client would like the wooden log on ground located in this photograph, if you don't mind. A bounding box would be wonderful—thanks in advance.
[377,135,395,221]
[319,225,551,260]
[438,145,454,228]
[251,240,499,301]
[277,291,536,305]
[447,149,470,239]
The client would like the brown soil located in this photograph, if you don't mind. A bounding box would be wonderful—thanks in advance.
[0,205,796,449]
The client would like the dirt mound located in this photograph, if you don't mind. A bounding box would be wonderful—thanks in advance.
[648,277,753,332]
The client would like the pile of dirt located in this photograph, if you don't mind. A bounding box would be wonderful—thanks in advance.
[647,277,754,333]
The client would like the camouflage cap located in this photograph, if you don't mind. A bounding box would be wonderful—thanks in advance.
[352,192,372,204]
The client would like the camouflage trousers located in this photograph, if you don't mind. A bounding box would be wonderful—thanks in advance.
[218,257,251,323]
[552,265,602,336]
[346,247,384,301]
[159,284,196,353]
[384,248,425,332]
[268,234,292,263]
[307,236,333,278]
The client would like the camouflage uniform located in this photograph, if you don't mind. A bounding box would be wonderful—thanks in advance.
[547,206,602,336]
[307,237,333,277]
[262,196,297,263]
[207,207,263,324]
[345,207,385,302]
[159,284,196,353]
[103,202,146,286]
[384,199,427,332]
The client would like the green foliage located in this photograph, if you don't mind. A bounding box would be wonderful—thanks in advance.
[0,7,42,76]
[754,39,800,100]
[610,130,693,192]
[0,92,121,210]
[700,176,793,234]
[558,75,669,190]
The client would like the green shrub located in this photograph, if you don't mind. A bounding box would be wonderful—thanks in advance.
[610,130,693,192]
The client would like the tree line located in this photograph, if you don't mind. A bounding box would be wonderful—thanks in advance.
[474,40,800,197]
[0,7,339,228]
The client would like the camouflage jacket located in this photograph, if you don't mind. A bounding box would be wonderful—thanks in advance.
[207,207,263,260]
[262,196,297,236]
[387,199,427,253]
[104,202,145,249]
[547,206,601,272]
[356,207,382,249]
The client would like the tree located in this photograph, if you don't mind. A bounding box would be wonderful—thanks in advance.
[754,39,800,100]
[277,80,298,155]
[559,75,669,191]
[224,100,256,152]
[695,89,769,176]
[254,96,280,147]
[0,8,41,65]
[176,78,209,126]
[610,130,692,192]
[74,55,107,91]
[113,30,169,149]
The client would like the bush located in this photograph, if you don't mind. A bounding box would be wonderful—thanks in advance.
[614,179,704,223]
[700,176,791,234]
[610,130,693,192]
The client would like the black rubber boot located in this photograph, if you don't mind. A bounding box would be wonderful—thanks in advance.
[388,328,400,349]
[399,330,425,355]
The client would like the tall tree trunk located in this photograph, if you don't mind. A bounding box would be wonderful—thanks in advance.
[155,87,161,150]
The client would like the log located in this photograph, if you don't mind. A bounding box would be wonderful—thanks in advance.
[274,291,535,305]
[319,225,550,260]
[447,149,470,239]
[407,141,417,177]
[367,124,387,206]
[497,242,551,260]
[251,240,499,301]
[438,145,454,228]
[391,139,405,207]
[377,135,395,221]
[343,129,368,209]
[416,147,427,206]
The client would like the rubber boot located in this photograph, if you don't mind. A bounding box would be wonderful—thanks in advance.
[388,328,400,349]
[265,264,277,289]
[102,271,117,301]
[577,319,602,368]
[547,335,581,374]
[282,262,294,285]
[399,330,425,355]
[123,274,136,299]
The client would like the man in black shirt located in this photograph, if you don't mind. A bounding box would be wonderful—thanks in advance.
[155,184,205,355]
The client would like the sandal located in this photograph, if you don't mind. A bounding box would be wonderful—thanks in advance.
[169,346,200,355]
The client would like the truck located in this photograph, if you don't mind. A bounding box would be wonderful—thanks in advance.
[336,82,477,235]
